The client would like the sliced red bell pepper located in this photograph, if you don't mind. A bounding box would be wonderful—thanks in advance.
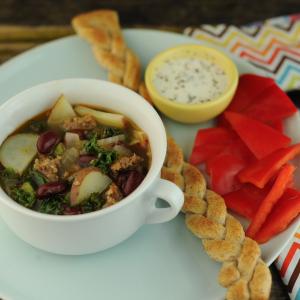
[189,127,236,165]
[243,84,297,122]
[216,115,231,128]
[192,127,235,148]
[227,138,256,163]
[206,138,255,174]
[223,184,268,220]
[278,187,300,198]
[224,111,291,159]
[217,74,275,127]
[205,137,256,195]
[238,143,300,188]
[226,74,275,112]
[246,164,295,238]
[254,188,300,243]
[220,107,286,131]
[268,119,284,133]
[206,152,246,195]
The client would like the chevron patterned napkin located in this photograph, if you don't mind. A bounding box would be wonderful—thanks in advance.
[184,14,300,300]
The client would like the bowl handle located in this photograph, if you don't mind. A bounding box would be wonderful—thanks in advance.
[145,178,184,224]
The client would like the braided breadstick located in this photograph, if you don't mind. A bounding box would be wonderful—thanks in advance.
[72,9,152,101]
[161,137,272,300]
[72,10,271,298]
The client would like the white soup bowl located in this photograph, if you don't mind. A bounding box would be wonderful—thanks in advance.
[0,79,184,255]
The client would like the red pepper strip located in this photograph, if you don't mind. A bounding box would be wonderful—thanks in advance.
[254,188,300,244]
[206,138,255,174]
[192,127,235,148]
[267,119,284,133]
[243,84,297,122]
[189,144,223,166]
[228,138,256,163]
[226,74,275,112]
[216,115,230,128]
[217,74,275,127]
[189,127,236,165]
[205,138,256,195]
[224,111,291,159]
[206,152,246,195]
[238,143,300,188]
[219,108,285,131]
[246,164,295,238]
[223,184,268,220]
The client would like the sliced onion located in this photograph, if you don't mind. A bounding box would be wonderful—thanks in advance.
[113,144,132,157]
[60,147,80,176]
[130,130,148,148]
[64,132,81,149]
[97,134,125,146]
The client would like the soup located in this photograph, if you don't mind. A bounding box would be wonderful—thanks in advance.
[0,95,150,215]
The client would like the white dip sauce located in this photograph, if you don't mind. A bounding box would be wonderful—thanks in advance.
[153,57,228,104]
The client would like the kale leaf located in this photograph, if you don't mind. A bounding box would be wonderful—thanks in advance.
[28,120,48,133]
[86,127,123,140]
[12,188,36,209]
[84,133,117,173]
[26,170,48,187]
[1,168,18,179]
[81,192,106,213]
[0,168,20,195]
[38,195,67,215]
[91,149,117,173]
[84,132,101,154]
[101,127,122,139]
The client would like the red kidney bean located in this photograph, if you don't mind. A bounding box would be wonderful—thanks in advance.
[37,182,67,199]
[63,206,82,215]
[37,131,60,154]
[69,129,87,140]
[78,155,97,167]
[117,170,145,196]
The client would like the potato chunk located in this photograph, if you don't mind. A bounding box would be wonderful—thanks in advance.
[0,133,38,174]
[48,95,76,127]
[70,167,112,206]
[74,105,125,128]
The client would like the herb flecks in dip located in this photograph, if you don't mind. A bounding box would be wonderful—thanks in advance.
[152,56,228,104]
[0,95,150,215]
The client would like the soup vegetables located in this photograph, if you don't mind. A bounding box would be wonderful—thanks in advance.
[0,95,149,215]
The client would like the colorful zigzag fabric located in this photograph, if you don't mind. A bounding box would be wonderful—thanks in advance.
[184,14,300,91]
[184,15,300,300]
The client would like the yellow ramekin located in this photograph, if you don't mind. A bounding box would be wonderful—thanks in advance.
[145,44,239,123]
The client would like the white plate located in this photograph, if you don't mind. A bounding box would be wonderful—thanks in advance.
[0,29,299,300]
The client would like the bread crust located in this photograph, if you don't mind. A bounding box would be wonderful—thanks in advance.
[72,10,142,92]
[161,136,272,300]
